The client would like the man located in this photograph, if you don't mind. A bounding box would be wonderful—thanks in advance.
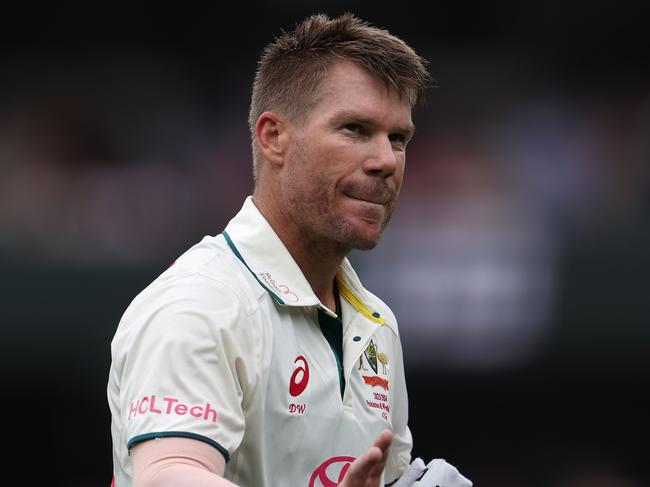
[108,13,471,487]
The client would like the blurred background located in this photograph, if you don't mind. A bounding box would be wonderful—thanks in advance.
[1,1,648,485]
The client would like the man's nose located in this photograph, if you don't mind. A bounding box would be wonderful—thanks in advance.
[362,135,401,177]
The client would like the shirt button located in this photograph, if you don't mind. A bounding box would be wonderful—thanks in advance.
[353,336,361,342]
[372,312,381,318]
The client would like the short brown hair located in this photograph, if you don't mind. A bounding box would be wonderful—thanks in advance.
[249,13,430,180]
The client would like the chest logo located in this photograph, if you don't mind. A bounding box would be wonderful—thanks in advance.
[359,340,390,391]
[309,455,356,487]
[363,339,378,373]
[362,375,389,390]
[289,355,310,397]
[359,340,389,374]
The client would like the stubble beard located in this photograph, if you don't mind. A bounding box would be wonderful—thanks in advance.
[287,183,389,252]
[283,148,398,253]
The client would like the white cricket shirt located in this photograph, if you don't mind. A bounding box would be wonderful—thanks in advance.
[108,196,413,486]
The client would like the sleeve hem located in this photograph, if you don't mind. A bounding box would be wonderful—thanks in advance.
[127,431,230,463]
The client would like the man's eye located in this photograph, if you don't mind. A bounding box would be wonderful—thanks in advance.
[389,133,406,145]
[343,123,362,133]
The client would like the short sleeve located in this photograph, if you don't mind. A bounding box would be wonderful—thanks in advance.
[117,274,257,462]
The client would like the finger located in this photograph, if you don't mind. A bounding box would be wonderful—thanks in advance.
[347,446,383,481]
[365,430,393,480]
[373,429,393,456]
[366,458,387,481]
[340,430,394,486]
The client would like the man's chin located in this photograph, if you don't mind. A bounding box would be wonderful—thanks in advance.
[327,213,388,251]
[341,222,383,251]
[351,238,379,251]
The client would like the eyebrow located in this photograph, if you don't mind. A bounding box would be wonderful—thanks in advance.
[330,110,416,140]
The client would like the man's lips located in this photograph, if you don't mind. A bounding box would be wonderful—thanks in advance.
[343,192,391,205]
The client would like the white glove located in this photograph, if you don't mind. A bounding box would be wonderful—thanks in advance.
[392,457,472,487]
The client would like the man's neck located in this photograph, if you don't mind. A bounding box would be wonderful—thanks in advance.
[252,193,346,311]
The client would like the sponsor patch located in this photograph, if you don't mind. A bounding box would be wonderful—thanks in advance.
[128,395,217,423]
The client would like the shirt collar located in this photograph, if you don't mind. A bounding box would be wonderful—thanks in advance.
[222,196,387,326]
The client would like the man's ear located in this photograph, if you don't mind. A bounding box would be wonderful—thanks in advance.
[256,111,289,166]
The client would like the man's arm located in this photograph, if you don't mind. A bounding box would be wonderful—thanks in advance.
[131,437,236,487]
[131,431,395,487]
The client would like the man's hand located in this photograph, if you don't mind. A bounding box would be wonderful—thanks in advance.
[338,429,393,487]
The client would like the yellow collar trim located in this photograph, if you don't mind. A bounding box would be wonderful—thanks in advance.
[337,278,386,326]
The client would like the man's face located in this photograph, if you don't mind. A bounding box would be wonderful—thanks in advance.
[280,61,414,251]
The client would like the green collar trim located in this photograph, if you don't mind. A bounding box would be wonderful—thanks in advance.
[222,230,284,305]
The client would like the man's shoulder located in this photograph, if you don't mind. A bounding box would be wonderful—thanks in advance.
[172,234,239,282]
[360,285,400,335]
[129,234,264,318]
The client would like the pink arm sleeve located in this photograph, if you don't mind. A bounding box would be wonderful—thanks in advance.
[131,437,239,487]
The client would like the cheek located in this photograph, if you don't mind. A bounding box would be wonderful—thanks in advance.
[292,136,359,191]
[394,157,406,182]
[312,151,352,186]
[396,168,405,188]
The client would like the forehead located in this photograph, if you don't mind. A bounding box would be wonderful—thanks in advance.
[307,61,413,128]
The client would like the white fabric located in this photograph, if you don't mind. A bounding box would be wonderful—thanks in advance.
[393,457,472,487]
[108,196,412,486]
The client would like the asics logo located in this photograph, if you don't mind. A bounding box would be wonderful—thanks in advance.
[289,355,309,397]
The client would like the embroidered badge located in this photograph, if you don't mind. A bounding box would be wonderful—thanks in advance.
[362,375,389,390]
[288,355,309,415]
[364,339,378,373]
[359,340,390,390]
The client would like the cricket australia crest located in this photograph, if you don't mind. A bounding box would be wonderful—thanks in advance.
[364,339,378,373]
[359,339,389,389]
